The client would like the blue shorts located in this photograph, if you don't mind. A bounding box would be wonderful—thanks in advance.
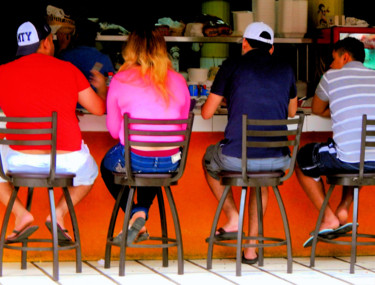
[203,141,291,180]
[0,141,98,186]
[297,139,375,179]
[102,143,181,173]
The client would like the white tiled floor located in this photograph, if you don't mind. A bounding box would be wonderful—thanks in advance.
[0,256,374,284]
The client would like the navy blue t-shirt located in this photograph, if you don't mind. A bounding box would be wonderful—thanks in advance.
[59,46,115,81]
[211,49,297,159]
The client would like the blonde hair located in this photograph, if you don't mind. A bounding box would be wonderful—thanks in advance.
[119,27,173,104]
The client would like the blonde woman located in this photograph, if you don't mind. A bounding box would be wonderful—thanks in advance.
[101,26,190,245]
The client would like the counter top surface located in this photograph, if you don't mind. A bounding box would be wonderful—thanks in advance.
[0,109,331,133]
[77,111,332,133]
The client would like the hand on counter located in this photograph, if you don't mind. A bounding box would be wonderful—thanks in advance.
[90,70,108,101]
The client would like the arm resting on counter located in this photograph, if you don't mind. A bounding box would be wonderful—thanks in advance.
[78,87,106,116]
[201,93,224,119]
[312,94,330,118]
[288,97,298,118]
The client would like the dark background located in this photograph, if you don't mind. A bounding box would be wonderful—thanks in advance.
[1,0,373,64]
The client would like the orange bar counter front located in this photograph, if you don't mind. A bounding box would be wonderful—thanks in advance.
[1,113,375,262]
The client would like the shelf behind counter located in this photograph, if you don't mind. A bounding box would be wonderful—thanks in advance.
[96,35,313,44]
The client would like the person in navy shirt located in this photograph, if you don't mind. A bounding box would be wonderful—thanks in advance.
[57,18,114,108]
[202,22,297,264]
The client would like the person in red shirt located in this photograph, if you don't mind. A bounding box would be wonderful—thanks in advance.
[0,18,106,243]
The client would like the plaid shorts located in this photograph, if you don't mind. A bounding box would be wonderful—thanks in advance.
[203,141,290,180]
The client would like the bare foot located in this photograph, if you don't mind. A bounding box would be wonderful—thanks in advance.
[7,211,34,239]
[215,219,239,235]
[216,226,238,235]
[335,205,349,226]
[319,219,340,232]
[244,246,258,260]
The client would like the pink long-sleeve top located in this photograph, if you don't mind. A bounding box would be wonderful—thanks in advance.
[106,68,191,146]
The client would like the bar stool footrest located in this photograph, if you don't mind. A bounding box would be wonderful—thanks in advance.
[3,238,79,251]
[318,233,375,246]
[211,236,287,248]
[109,236,178,249]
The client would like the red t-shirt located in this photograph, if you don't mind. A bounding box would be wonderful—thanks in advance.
[0,53,90,151]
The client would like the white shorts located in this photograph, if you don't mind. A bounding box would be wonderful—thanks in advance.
[0,141,98,186]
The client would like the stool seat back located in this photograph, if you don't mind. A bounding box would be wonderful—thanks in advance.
[0,112,74,187]
[119,112,194,186]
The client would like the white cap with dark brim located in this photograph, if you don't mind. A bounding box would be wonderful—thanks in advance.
[243,22,274,45]
[16,21,52,56]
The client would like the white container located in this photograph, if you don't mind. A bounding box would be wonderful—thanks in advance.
[276,0,308,37]
[232,11,253,36]
[187,68,209,82]
[252,0,276,31]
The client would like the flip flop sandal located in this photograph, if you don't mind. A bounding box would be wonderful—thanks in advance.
[205,227,245,242]
[242,252,259,265]
[127,217,146,245]
[45,221,73,246]
[215,227,243,241]
[333,223,356,235]
[303,229,335,248]
[135,230,150,243]
[112,232,124,246]
[5,225,39,244]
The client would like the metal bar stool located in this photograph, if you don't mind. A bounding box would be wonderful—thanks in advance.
[104,112,194,276]
[0,112,81,281]
[309,114,375,273]
[207,114,305,276]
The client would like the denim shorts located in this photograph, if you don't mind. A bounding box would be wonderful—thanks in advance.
[203,141,291,180]
[102,143,180,173]
[0,141,98,186]
[297,139,375,178]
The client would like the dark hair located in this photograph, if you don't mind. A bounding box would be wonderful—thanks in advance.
[246,38,272,51]
[75,19,99,47]
[333,37,365,63]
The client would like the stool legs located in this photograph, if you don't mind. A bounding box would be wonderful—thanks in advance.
[118,186,135,276]
[47,187,59,280]
[255,187,264,267]
[310,185,361,273]
[104,185,126,269]
[236,187,248,276]
[350,187,359,273]
[207,185,292,275]
[62,187,82,273]
[0,186,19,276]
[272,186,293,273]
[0,186,81,281]
[164,186,184,275]
[105,185,183,276]
[156,188,168,267]
[21,187,34,269]
[310,184,335,267]
[207,185,231,270]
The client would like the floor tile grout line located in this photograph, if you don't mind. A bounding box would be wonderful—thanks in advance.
[134,260,180,284]
[30,261,62,284]
[188,258,295,285]
[84,260,121,285]
[186,259,239,285]
[333,256,375,273]
[291,258,354,285]
[250,260,296,285]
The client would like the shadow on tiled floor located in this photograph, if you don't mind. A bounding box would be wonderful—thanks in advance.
[0,256,374,284]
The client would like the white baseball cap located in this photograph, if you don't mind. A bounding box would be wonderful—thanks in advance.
[243,22,274,45]
[16,20,52,56]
